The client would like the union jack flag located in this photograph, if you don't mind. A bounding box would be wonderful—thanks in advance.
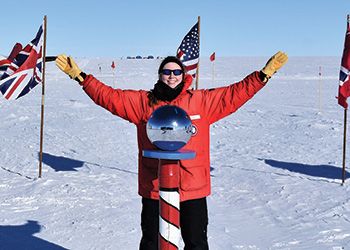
[338,15,350,108]
[0,56,16,77]
[8,43,23,61]
[0,24,43,100]
[0,43,22,77]
[176,22,199,77]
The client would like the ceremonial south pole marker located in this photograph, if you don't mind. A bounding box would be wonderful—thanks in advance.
[144,105,195,250]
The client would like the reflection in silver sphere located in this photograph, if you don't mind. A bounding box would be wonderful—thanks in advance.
[146,105,193,151]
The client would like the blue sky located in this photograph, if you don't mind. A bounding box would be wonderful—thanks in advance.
[1,0,349,57]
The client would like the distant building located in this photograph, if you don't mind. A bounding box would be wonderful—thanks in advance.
[126,55,155,59]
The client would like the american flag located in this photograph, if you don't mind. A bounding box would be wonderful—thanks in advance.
[176,22,199,77]
[338,15,350,108]
[0,24,43,100]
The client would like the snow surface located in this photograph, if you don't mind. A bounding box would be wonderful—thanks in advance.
[1,56,350,249]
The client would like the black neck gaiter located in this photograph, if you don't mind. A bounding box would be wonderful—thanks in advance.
[152,80,184,102]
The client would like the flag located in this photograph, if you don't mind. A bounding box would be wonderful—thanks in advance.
[8,43,23,61]
[176,22,199,77]
[0,24,43,100]
[338,15,350,108]
[111,61,115,69]
[0,43,23,78]
[210,52,216,62]
[0,57,17,78]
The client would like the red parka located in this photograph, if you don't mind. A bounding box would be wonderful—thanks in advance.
[81,71,265,201]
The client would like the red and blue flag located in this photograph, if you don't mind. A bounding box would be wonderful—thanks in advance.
[0,24,43,100]
[338,15,350,108]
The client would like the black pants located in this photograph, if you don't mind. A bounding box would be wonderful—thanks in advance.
[139,197,209,250]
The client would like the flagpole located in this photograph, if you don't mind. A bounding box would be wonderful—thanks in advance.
[38,15,47,178]
[342,108,347,185]
[112,61,116,88]
[113,71,115,88]
[195,16,200,90]
[340,14,350,185]
[318,66,322,113]
[212,60,215,84]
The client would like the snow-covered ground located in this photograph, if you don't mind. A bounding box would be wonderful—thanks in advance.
[1,56,349,249]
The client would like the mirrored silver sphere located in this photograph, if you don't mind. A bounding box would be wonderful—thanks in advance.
[146,105,192,151]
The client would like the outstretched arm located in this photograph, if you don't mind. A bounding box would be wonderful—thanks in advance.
[203,51,288,124]
[55,55,145,124]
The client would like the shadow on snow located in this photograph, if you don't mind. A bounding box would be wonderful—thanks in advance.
[0,220,68,250]
[40,152,137,174]
[264,159,349,180]
[41,152,84,172]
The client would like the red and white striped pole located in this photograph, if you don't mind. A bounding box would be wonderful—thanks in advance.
[158,159,180,250]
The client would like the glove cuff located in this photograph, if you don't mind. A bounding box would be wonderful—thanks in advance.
[259,71,269,84]
[74,72,87,85]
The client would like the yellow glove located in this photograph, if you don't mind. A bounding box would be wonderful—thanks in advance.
[55,54,84,83]
[261,51,288,78]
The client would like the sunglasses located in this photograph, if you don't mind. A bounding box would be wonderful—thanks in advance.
[161,69,183,76]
